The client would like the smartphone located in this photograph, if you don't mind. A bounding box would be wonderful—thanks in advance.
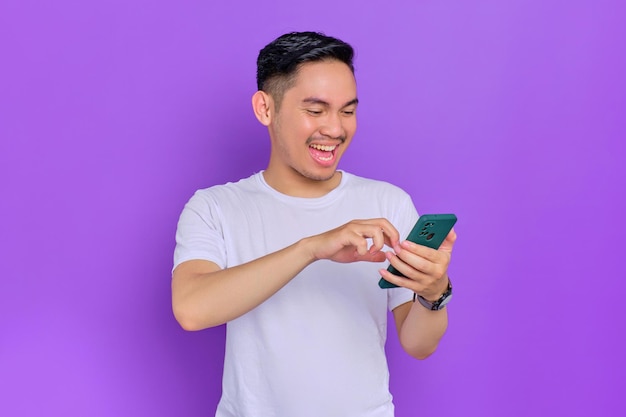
[379,213,457,288]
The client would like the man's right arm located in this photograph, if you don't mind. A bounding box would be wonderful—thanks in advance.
[172,239,316,330]
[171,218,400,330]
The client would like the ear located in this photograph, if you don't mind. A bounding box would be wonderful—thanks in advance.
[251,90,273,126]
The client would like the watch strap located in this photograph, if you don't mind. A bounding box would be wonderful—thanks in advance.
[413,278,453,311]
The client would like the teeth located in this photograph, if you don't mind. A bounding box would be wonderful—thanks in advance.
[310,144,336,152]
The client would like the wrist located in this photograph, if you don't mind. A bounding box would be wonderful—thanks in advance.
[296,237,319,264]
[413,278,453,311]
[424,277,450,302]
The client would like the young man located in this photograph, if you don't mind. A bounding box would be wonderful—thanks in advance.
[172,31,457,417]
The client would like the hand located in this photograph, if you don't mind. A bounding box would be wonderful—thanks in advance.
[303,218,401,264]
[379,228,457,300]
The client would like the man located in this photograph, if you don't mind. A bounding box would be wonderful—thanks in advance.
[172,31,457,417]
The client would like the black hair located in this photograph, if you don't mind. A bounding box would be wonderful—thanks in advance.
[256,32,355,108]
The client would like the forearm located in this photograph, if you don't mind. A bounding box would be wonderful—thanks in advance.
[173,218,400,331]
[172,239,316,330]
[398,302,448,359]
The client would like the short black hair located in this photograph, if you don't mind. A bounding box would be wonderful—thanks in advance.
[256,31,355,108]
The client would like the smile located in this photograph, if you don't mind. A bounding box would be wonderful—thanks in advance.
[309,144,337,152]
[308,143,338,164]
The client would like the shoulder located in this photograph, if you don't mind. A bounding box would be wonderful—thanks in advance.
[342,172,411,200]
[190,173,260,200]
[182,173,262,216]
[341,172,418,228]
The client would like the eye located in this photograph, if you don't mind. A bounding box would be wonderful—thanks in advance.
[306,109,323,116]
[342,109,356,116]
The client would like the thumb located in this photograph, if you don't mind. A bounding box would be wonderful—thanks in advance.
[355,250,387,263]
[439,228,457,254]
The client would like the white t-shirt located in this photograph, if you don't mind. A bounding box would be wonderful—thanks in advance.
[174,171,419,417]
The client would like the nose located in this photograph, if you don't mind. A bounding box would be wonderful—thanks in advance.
[319,112,345,140]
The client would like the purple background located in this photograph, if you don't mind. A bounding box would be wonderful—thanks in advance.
[1,1,624,416]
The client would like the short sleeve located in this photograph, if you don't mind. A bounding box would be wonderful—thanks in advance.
[387,286,415,311]
[386,189,420,311]
[173,190,227,272]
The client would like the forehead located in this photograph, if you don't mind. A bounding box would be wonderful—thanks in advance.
[287,60,357,103]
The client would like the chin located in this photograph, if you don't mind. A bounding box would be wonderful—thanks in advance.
[299,167,339,182]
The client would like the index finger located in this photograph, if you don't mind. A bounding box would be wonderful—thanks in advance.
[374,218,401,249]
[355,218,400,250]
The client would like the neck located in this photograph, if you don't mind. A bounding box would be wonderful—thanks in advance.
[262,168,342,198]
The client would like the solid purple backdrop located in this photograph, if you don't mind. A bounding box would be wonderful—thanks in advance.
[1,1,624,416]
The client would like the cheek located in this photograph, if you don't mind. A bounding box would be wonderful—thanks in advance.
[302,118,322,134]
[344,119,357,139]
[284,116,317,137]
[343,115,357,131]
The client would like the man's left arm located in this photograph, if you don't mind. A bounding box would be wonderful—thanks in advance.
[380,229,457,359]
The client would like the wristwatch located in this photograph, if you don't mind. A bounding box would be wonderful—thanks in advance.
[414,279,453,311]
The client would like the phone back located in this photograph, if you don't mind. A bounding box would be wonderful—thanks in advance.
[379,213,457,288]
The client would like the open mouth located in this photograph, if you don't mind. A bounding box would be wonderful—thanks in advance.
[309,143,337,163]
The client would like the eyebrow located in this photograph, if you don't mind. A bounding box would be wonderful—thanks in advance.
[302,97,359,108]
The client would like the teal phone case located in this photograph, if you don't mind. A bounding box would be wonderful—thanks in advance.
[379,213,457,289]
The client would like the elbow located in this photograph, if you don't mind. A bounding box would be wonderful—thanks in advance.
[176,317,203,332]
[407,346,437,360]
[400,336,440,360]
[172,298,228,330]
[172,303,211,331]
[173,310,200,331]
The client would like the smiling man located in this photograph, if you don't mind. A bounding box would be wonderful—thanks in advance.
[256,58,357,196]
[172,32,457,417]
